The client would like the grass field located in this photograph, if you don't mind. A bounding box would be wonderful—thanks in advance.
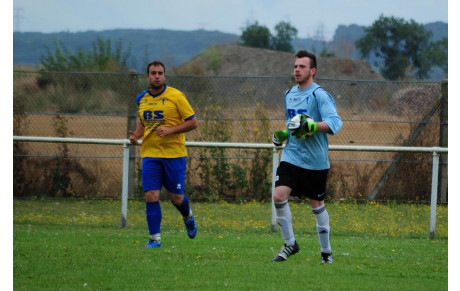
[13,199,448,290]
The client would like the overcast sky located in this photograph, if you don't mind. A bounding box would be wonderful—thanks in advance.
[13,0,448,41]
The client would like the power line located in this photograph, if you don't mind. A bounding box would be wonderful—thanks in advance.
[14,7,24,32]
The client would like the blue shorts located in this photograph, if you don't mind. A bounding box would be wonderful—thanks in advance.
[141,157,186,194]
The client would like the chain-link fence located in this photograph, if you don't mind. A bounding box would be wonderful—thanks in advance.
[13,71,448,202]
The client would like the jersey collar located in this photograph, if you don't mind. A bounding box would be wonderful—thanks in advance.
[147,84,167,97]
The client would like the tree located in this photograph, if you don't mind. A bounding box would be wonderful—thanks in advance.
[241,22,271,49]
[356,15,433,80]
[429,37,448,75]
[271,21,298,53]
[40,37,131,72]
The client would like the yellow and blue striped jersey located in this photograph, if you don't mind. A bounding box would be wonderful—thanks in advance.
[136,85,195,158]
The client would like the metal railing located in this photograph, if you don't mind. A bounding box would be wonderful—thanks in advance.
[13,72,448,203]
[13,135,448,238]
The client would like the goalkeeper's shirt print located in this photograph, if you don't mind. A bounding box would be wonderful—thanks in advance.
[136,85,196,158]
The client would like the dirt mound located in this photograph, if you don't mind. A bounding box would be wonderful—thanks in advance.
[173,44,383,80]
[388,86,440,116]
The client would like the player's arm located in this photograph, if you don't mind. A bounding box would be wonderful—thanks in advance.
[128,119,144,144]
[316,91,343,135]
[156,117,198,137]
[315,121,331,133]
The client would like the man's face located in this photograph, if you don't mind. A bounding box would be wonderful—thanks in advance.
[147,65,165,89]
[294,57,315,84]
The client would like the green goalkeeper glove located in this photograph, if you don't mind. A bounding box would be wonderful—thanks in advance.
[272,129,288,146]
[288,114,317,139]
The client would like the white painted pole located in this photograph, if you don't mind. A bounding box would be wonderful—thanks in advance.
[121,144,130,227]
[271,148,280,232]
[429,151,440,239]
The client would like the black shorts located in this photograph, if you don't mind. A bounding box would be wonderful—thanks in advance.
[275,161,329,201]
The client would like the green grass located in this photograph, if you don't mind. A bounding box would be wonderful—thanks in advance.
[13,199,448,290]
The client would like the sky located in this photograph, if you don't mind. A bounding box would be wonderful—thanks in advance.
[12,0,448,41]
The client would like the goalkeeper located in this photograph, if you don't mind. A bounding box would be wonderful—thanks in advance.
[271,50,342,264]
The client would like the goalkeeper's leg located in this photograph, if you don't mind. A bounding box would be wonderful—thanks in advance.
[312,204,331,253]
[311,201,333,263]
[276,200,296,246]
[272,185,299,262]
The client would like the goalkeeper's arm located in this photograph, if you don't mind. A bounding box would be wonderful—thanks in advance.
[299,120,332,134]
[313,121,331,133]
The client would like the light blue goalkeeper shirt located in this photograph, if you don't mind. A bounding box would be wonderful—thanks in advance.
[281,82,343,170]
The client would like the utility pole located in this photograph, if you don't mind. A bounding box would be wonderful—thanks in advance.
[14,7,24,32]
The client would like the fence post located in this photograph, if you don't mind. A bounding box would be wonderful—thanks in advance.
[127,71,139,199]
[271,147,280,232]
[438,80,448,203]
[121,144,130,227]
[429,151,440,239]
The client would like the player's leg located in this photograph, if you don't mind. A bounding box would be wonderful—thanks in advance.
[308,169,333,263]
[310,200,332,263]
[142,158,163,248]
[164,157,197,239]
[274,186,295,246]
[272,162,299,262]
[145,190,162,247]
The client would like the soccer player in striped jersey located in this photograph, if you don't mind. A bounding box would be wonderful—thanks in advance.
[271,51,343,263]
[129,60,198,248]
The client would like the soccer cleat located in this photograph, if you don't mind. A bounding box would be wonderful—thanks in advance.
[184,215,197,239]
[272,241,300,262]
[320,252,333,264]
[144,239,161,248]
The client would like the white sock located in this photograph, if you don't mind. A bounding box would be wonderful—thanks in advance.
[312,205,331,253]
[150,233,161,243]
[275,200,295,246]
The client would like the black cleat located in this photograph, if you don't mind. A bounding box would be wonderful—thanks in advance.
[272,241,300,262]
[320,252,333,264]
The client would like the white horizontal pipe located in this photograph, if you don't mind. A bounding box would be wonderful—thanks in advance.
[13,136,448,153]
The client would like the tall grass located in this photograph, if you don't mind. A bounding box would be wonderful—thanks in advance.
[13,199,448,290]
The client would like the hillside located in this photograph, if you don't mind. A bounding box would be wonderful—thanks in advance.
[13,29,240,71]
[13,22,447,79]
[174,44,383,80]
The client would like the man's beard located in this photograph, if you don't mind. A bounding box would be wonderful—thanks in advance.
[150,83,163,91]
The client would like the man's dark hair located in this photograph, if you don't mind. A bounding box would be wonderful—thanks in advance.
[146,61,166,74]
[295,50,317,70]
